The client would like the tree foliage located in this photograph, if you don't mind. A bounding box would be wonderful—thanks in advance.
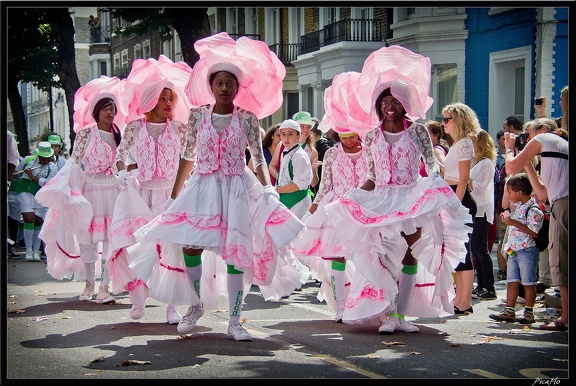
[104,7,211,67]
[7,8,61,155]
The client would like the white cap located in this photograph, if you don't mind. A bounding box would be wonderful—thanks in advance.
[279,119,301,134]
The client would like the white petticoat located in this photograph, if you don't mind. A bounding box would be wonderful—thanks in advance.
[325,176,472,321]
[132,167,308,307]
[37,161,118,281]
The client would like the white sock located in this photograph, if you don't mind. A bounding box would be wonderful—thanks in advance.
[100,260,111,287]
[33,228,42,252]
[397,272,417,317]
[186,265,203,299]
[84,262,95,286]
[23,226,34,252]
[227,273,244,324]
[331,267,345,304]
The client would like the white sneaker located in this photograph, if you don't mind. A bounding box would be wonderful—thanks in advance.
[33,251,41,261]
[95,285,116,304]
[166,304,182,325]
[25,251,34,261]
[396,320,419,333]
[79,282,94,301]
[177,304,205,334]
[378,317,400,334]
[227,322,253,341]
[130,305,145,320]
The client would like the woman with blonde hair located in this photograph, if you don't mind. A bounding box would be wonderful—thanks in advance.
[440,102,480,314]
[468,130,497,300]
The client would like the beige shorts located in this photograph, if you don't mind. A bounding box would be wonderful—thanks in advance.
[548,196,568,286]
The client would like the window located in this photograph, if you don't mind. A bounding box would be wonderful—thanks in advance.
[436,66,457,120]
[249,8,258,35]
[163,38,173,60]
[174,32,183,62]
[514,66,526,122]
[143,40,151,59]
[270,8,279,44]
[289,7,302,44]
[134,43,142,60]
[287,92,299,119]
[113,53,120,74]
[121,49,129,71]
[228,8,238,35]
[488,46,531,139]
[100,60,107,77]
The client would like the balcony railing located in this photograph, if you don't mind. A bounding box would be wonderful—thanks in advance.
[301,19,385,55]
[269,43,303,65]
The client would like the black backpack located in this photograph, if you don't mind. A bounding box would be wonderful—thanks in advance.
[525,203,550,252]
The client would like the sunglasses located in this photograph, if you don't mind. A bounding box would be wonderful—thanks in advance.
[380,100,402,107]
[442,117,453,124]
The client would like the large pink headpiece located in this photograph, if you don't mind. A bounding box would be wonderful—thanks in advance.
[323,71,372,139]
[185,32,286,119]
[123,55,194,124]
[73,76,127,133]
[355,45,434,126]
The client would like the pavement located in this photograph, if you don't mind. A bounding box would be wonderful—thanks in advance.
[3,244,570,380]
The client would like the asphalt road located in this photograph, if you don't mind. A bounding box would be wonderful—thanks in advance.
[3,248,569,381]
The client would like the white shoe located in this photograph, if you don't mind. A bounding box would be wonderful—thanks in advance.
[378,317,400,334]
[79,282,94,301]
[95,285,116,304]
[166,305,182,325]
[227,322,252,341]
[33,251,41,261]
[25,251,34,261]
[130,305,145,320]
[396,320,419,333]
[177,304,205,334]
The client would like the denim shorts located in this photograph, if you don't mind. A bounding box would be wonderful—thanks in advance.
[506,245,539,285]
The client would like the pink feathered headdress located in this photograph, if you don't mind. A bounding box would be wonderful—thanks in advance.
[355,45,434,126]
[323,71,372,139]
[123,55,194,124]
[73,76,127,133]
[185,32,286,119]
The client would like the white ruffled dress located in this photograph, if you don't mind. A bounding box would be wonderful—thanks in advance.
[131,105,308,308]
[324,122,473,324]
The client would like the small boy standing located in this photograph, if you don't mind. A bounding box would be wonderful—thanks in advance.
[275,119,313,219]
[489,173,544,325]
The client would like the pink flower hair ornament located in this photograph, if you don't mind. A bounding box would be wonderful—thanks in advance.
[122,55,194,124]
[355,45,434,126]
[72,76,127,133]
[185,32,286,119]
[323,71,371,139]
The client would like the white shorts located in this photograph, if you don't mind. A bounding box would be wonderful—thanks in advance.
[7,191,22,221]
[16,192,47,218]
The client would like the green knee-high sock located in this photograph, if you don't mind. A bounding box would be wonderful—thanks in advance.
[397,264,418,320]
[227,264,244,324]
[184,253,202,299]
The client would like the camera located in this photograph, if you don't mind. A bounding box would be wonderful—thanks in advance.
[535,97,543,106]
[515,132,528,151]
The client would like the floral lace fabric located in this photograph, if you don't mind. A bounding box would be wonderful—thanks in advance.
[364,122,436,186]
[115,118,187,182]
[70,126,117,178]
[184,105,265,171]
[443,137,474,182]
[314,143,368,202]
